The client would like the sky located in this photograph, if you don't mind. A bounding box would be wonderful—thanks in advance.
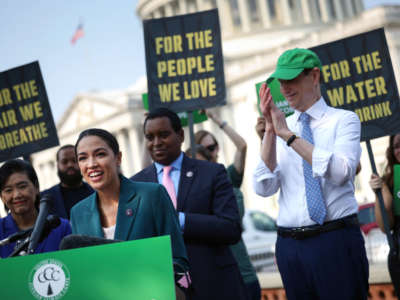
[1,0,400,123]
[0,0,144,122]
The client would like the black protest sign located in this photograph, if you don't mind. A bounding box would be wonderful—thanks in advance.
[310,28,400,141]
[0,62,59,162]
[143,9,226,113]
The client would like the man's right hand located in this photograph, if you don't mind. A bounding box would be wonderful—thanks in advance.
[259,83,273,121]
[259,83,275,136]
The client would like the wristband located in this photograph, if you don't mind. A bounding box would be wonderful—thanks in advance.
[220,121,227,129]
[286,134,298,147]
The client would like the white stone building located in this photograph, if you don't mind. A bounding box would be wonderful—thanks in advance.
[28,1,400,217]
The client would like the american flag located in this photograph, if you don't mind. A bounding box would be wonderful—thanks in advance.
[71,23,84,45]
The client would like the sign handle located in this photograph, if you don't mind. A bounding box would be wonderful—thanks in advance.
[365,140,395,250]
[187,111,196,159]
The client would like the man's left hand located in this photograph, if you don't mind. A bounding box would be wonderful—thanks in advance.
[270,101,292,141]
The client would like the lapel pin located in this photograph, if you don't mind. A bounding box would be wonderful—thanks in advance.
[126,208,133,216]
[186,171,193,177]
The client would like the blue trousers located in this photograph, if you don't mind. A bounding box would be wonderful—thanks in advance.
[276,226,369,300]
[245,279,261,300]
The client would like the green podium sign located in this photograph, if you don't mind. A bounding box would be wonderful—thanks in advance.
[0,236,176,300]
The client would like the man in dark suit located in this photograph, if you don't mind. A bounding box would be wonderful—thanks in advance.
[131,108,247,300]
[41,145,93,219]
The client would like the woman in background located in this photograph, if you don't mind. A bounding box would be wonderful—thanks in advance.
[369,133,400,297]
[195,110,261,300]
[0,159,71,258]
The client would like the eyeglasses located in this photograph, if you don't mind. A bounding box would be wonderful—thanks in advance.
[206,143,218,152]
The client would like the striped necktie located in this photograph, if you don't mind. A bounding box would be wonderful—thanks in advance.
[300,112,327,225]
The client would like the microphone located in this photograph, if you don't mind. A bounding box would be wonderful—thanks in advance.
[59,235,121,250]
[38,215,61,243]
[27,194,53,254]
[0,215,61,248]
[0,228,32,247]
[5,215,61,257]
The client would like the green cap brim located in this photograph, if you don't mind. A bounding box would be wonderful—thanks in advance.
[266,68,304,84]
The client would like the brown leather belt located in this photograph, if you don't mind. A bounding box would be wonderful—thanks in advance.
[277,214,359,240]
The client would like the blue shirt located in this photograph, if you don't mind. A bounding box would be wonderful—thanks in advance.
[0,214,72,258]
[154,152,185,228]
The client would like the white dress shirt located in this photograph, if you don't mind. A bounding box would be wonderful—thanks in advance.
[253,98,361,227]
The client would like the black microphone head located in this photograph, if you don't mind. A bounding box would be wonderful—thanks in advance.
[45,215,61,229]
[59,235,121,250]
[27,194,53,253]
[39,193,53,205]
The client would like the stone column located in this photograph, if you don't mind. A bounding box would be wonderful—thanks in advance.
[309,0,321,21]
[237,0,251,32]
[216,0,234,35]
[333,0,344,20]
[118,129,135,176]
[115,131,126,175]
[353,0,364,15]
[257,0,272,28]
[203,0,214,10]
[196,0,205,11]
[187,1,197,13]
[128,127,144,174]
[301,0,313,24]
[165,2,174,17]
[153,9,162,18]
[281,0,293,25]
[124,129,135,176]
[179,0,187,14]
[342,0,354,18]
[318,0,331,22]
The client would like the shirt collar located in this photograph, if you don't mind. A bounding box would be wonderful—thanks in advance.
[294,97,327,123]
[154,152,184,174]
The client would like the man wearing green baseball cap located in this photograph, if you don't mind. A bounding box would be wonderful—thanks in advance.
[253,48,368,300]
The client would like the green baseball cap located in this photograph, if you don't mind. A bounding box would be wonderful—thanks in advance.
[267,48,322,84]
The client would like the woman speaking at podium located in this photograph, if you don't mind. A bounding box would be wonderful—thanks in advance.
[0,159,71,258]
[70,128,189,271]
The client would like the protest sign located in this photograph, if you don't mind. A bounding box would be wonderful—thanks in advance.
[143,9,226,113]
[311,29,400,250]
[311,28,400,141]
[142,93,207,126]
[255,79,294,117]
[0,62,59,162]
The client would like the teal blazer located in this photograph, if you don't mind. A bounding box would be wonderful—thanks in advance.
[70,176,189,270]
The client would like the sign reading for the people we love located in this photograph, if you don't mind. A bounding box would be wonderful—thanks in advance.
[143,9,226,113]
[0,62,59,162]
[311,28,400,141]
